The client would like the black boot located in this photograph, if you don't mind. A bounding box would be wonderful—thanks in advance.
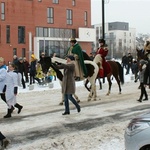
[3,109,12,118]
[15,103,23,114]
[11,106,15,113]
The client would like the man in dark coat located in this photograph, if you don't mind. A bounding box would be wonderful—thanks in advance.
[55,55,81,115]
[16,57,26,89]
[126,53,133,75]
[23,57,29,83]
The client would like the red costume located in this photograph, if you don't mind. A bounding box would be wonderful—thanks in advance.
[96,46,111,77]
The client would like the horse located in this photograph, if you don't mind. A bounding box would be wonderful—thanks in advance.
[39,54,99,104]
[82,52,124,95]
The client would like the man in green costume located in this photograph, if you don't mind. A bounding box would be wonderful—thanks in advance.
[66,38,88,81]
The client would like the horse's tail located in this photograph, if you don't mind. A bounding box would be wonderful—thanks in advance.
[116,61,124,84]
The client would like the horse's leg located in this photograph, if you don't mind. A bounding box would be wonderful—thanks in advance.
[106,74,112,95]
[84,79,91,92]
[97,78,102,90]
[73,93,80,103]
[114,75,122,94]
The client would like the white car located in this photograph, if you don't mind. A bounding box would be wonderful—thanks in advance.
[124,112,150,150]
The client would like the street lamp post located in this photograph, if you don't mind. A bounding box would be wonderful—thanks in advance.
[102,0,105,39]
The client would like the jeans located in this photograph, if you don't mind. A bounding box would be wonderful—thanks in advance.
[64,94,80,113]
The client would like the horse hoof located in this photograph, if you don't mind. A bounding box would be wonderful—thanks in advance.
[93,98,96,101]
[77,100,80,103]
[59,102,63,105]
[88,99,91,101]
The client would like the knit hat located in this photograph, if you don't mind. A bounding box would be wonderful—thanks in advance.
[18,57,23,61]
[0,57,4,62]
[67,55,75,61]
[140,59,148,65]
[31,54,35,59]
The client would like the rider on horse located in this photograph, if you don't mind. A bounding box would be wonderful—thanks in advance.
[65,38,88,81]
[94,39,111,77]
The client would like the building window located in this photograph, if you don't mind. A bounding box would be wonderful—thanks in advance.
[1,2,5,20]
[6,25,10,43]
[66,9,72,25]
[36,27,49,37]
[72,0,75,6]
[18,26,25,44]
[47,8,54,24]
[13,48,17,56]
[22,48,26,57]
[52,0,59,4]
[84,11,87,26]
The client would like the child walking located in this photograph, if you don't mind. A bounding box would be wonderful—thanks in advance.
[3,63,23,118]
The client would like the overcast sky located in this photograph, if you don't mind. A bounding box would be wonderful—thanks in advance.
[91,0,150,34]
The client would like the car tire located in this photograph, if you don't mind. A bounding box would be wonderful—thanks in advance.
[140,145,150,150]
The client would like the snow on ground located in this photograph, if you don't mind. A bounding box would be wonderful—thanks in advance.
[1,70,145,150]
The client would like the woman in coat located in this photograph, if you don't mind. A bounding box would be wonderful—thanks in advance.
[3,63,23,118]
[137,59,148,102]
[56,55,81,115]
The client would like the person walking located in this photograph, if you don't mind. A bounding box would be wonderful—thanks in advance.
[65,38,87,81]
[3,63,23,118]
[23,57,29,83]
[16,57,26,89]
[55,55,81,115]
[12,55,18,66]
[137,60,148,102]
[121,54,128,70]
[0,57,7,104]
[0,131,10,149]
[29,54,37,85]
[126,53,133,75]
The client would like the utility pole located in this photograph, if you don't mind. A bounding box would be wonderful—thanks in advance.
[102,0,105,39]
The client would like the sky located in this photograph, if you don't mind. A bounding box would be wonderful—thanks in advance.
[91,0,150,34]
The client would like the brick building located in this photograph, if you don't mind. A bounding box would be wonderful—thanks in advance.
[0,0,95,64]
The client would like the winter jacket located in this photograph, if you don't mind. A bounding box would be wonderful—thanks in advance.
[56,62,75,94]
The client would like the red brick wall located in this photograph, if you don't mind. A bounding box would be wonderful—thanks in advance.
[0,0,91,63]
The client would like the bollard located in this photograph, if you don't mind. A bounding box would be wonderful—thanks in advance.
[29,84,34,90]
[48,82,54,88]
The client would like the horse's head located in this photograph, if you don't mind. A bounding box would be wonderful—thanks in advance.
[136,48,145,61]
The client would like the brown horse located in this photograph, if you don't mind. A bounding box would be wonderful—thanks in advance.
[84,59,124,96]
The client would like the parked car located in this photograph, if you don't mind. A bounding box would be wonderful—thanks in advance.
[124,112,150,150]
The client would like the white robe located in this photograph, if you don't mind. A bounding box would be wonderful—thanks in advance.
[0,67,7,93]
[5,71,18,108]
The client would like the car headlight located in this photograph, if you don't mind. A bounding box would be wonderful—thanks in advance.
[125,121,150,136]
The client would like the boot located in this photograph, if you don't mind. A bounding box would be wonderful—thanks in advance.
[3,109,12,118]
[2,138,10,148]
[15,103,23,114]
[11,106,15,113]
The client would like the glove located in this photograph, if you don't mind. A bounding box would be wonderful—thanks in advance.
[14,87,18,95]
[3,85,6,93]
